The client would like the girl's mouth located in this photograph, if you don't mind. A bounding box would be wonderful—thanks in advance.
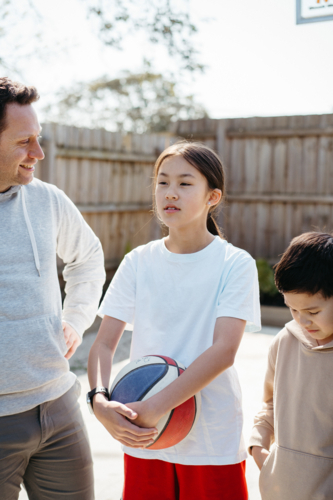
[164,205,180,213]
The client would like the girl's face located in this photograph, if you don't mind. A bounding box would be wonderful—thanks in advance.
[155,155,220,231]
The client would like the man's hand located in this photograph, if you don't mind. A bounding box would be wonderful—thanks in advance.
[93,394,158,448]
[252,446,270,470]
[62,321,81,360]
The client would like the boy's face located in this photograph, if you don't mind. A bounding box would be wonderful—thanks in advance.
[284,292,333,346]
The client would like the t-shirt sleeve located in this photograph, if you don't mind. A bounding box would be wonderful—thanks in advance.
[98,253,137,324]
[217,254,261,332]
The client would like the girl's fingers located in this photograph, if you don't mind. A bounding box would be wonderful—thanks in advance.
[117,436,156,448]
[118,419,158,437]
[114,403,137,419]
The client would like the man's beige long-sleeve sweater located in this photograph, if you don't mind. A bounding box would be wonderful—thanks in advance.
[249,319,333,500]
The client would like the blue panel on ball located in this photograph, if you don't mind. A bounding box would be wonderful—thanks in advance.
[110,364,167,404]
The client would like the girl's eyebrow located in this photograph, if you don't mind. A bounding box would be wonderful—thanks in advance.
[158,172,195,178]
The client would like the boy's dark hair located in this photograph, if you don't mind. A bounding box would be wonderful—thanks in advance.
[0,77,39,134]
[274,232,333,298]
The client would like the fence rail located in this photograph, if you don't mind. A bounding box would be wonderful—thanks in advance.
[36,114,333,271]
[173,114,333,262]
[37,124,169,274]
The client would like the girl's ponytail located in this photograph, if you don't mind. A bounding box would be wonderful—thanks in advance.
[207,212,223,237]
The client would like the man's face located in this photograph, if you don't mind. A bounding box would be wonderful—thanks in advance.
[0,103,44,193]
[284,291,333,346]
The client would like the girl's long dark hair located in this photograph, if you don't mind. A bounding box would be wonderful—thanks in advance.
[153,142,225,237]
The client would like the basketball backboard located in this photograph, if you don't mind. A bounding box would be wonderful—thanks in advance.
[296,0,333,24]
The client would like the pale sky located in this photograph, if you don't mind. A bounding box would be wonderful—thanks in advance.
[6,0,333,120]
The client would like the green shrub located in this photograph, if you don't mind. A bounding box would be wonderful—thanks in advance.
[256,258,279,297]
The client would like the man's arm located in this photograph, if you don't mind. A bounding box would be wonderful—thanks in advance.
[56,189,106,342]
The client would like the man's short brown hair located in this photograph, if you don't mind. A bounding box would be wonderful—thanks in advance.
[0,77,39,134]
[274,232,333,298]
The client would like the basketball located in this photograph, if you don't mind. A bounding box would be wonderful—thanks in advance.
[109,355,201,450]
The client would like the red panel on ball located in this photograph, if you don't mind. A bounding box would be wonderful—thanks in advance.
[149,396,196,450]
[152,355,177,367]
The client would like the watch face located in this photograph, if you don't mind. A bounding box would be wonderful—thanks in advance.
[86,394,94,414]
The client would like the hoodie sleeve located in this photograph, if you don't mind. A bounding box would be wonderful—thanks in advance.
[55,189,106,338]
[248,339,278,454]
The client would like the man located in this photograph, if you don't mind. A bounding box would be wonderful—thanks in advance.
[0,77,105,499]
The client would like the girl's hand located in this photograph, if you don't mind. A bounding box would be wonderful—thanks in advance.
[93,394,158,448]
[252,446,270,470]
[126,400,162,429]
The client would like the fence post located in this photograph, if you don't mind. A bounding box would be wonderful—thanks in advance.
[216,119,230,235]
[40,126,56,185]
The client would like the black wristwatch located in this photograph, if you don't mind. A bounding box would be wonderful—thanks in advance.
[86,387,109,414]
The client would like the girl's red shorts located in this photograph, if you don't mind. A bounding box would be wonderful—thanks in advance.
[123,454,248,500]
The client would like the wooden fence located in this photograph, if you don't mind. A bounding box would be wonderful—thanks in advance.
[37,124,170,275]
[36,115,333,273]
[173,114,333,262]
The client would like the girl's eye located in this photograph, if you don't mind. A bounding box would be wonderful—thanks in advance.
[309,311,319,316]
[158,181,167,185]
[180,183,191,186]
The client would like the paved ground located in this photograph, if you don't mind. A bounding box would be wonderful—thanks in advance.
[19,325,279,500]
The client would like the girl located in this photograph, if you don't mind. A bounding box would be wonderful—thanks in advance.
[88,142,261,500]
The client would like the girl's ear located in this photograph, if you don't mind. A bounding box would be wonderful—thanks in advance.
[208,189,222,207]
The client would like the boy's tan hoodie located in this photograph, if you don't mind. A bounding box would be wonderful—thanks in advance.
[248,319,333,500]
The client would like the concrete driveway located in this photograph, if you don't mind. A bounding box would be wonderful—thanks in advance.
[19,325,279,500]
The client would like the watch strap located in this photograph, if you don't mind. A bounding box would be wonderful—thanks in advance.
[87,386,109,410]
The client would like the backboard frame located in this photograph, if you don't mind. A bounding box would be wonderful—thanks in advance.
[296,0,333,24]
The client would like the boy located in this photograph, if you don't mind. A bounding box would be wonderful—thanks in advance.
[248,232,333,500]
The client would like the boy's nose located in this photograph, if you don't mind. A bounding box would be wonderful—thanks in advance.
[299,315,312,327]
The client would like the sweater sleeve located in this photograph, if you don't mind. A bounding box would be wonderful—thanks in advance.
[56,189,106,337]
[248,341,277,454]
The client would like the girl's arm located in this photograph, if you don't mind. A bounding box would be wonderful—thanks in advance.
[87,315,158,447]
[127,316,246,428]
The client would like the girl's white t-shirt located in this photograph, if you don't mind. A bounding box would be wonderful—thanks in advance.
[98,236,261,465]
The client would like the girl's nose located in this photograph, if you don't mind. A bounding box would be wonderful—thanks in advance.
[166,190,178,200]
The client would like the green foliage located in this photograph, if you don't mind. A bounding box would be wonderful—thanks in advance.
[123,241,132,257]
[87,0,205,73]
[256,258,279,297]
[44,62,208,133]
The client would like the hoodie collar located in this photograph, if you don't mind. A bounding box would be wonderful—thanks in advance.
[285,320,333,350]
[0,185,21,202]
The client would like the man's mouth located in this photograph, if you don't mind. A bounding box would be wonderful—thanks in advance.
[20,164,35,171]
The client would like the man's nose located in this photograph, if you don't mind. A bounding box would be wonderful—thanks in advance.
[28,140,45,161]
